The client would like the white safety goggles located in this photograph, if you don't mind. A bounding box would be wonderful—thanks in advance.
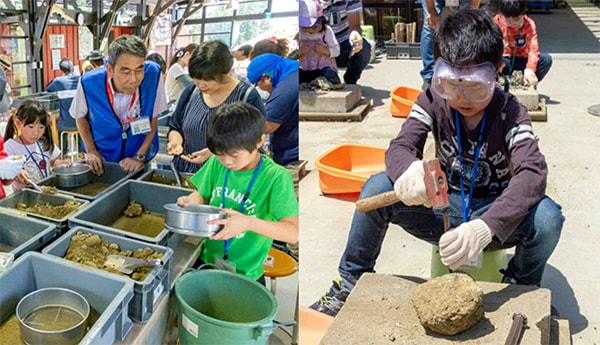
[431,58,498,103]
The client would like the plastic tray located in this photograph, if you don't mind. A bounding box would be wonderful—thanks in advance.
[390,86,421,118]
[0,212,57,258]
[42,227,174,323]
[315,144,387,194]
[0,189,90,229]
[37,161,143,201]
[137,167,195,191]
[0,252,134,345]
[69,180,190,246]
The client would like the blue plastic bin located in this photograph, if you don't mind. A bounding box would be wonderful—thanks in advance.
[0,212,57,258]
[0,252,134,345]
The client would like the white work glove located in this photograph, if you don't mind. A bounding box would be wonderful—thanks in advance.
[524,68,538,87]
[0,156,25,180]
[439,219,493,270]
[349,31,363,55]
[393,160,432,207]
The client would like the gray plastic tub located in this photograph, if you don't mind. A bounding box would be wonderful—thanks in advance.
[68,180,190,246]
[42,227,173,323]
[0,189,89,230]
[0,212,57,258]
[37,162,143,201]
[137,167,195,190]
[0,252,134,345]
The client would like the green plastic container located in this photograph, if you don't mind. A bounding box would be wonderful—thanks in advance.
[175,270,278,345]
[430,245,508,283]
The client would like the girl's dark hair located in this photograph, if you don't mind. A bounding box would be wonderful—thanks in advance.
[188,41,233,83]
[236,44,253,58]
[169,43,199,68]
[434,9,504,69]
[4,99,54,152]
[250,37,290,60]
[207,102,265,155]
[146,53,167,74]
[499,0,527,17]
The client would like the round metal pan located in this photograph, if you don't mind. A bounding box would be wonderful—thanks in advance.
[163,203,225,237]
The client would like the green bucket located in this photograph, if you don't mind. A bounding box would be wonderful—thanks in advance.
[175,269,278,345]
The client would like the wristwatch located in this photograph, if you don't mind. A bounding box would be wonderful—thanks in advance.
[133,153,146,162]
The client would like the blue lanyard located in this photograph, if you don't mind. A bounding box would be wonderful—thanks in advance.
[455,110,487,222]
[19,136,48,178]
[220,155,263,259]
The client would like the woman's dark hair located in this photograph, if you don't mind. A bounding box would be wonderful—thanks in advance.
[207,102,265,155]
[146,53,167,74]
[169,43,199,68]
[236,44,253,58]
[4,99,54,152]
[434,9,504,69]
[250,37,290,60]
[498,0,527,17]
[188,41,233,82]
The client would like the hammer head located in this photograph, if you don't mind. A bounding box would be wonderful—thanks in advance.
[423,158,449,210]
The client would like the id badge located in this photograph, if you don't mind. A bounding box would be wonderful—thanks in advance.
[215,255,237,273]
[130,117,151,136]
[445,0,459,7]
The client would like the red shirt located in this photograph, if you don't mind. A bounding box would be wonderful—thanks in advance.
[494,14,540,72]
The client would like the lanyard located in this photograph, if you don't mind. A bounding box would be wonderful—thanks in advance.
[19,136,47,178]
[105,76,138,125]
[455,109,487,222]
[220,155,263,259]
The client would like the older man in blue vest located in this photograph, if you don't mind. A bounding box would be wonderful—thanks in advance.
[70,35,167,175]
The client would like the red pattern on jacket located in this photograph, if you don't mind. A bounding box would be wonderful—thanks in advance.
[0,138,9,199]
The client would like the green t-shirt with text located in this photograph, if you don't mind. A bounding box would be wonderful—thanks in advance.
[190,154,298,280]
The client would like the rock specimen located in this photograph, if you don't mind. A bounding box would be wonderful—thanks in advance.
[123,200,144,217]
[411,273,484,336]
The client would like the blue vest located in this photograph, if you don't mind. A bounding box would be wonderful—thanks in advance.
[81,62,160,162]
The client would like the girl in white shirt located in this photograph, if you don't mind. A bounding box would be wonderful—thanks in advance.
[3,99,71,191]
[165,43,198,102]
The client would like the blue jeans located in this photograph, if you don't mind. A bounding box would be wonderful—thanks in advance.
[338,172,564,291]
[336,39,372,84]
[501,53,553,82]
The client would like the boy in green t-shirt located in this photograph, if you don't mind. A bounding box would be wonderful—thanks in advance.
[177,102,299,283]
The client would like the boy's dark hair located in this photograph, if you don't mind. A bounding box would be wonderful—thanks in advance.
[188,41,233,83]
[207,102,265,155]
[499,0,527,17]
[146,53,167,74]
[434,9,504,69]
[236,44,253,58]
[4,99,54,152]
[108,35,147,67]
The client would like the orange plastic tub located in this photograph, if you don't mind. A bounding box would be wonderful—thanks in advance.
[315,144,387,194]
[390,86,421,118]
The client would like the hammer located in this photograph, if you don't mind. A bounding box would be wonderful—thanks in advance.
[355,158,450,230]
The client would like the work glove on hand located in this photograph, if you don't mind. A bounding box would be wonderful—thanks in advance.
[439,219,493,270]
[0,156,25,180]
[349,31,363,55]
[524,68,538,87]
[393,160,432,207]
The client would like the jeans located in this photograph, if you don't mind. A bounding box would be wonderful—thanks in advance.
[299,67,342,85]
[338,172,564,291]
[501,53,553,82]
[336,39,372,84]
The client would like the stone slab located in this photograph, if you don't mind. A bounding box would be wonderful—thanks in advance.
[300,98,372,122]
[529,98,548,122]
[300,85,362,113]
[512,88,540,111]
[320,273,551,345]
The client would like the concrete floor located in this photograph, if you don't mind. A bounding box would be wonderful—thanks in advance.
[299,2,600,344]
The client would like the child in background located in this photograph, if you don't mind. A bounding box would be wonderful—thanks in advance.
[3,99,71,191]
[298,0,344,89]
[165,43,198,102]
[494,0,552,87]
[232,44,253,79]
[177,102,298,284]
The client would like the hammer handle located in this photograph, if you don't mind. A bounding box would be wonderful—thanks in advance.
[356,191,399,213]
